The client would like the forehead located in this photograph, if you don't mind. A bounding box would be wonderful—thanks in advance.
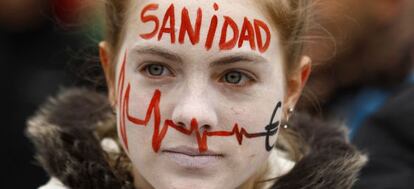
[122,0,282,62]
[133,0,263,20]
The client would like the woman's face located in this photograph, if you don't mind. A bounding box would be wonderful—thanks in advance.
[112,0,288,188]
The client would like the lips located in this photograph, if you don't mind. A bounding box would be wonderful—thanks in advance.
[162,146,224,157]
[162,146,224,169]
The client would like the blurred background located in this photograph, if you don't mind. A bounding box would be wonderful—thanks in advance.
[3,0,413,188]
[3,0,104,188]
[300,0,414,188]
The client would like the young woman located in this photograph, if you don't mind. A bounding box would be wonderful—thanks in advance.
[27,0,366,188]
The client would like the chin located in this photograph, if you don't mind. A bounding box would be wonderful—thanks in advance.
[150,174,237,189]
[168,180,230,189]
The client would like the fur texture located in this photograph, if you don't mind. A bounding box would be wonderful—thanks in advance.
[26,89,366,189]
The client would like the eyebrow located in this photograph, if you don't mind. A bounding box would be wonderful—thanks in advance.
[210,53,267,67]
[133,45,267,66]
[134,46,183,63]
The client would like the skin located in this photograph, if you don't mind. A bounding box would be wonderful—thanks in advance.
[100,0,311,189]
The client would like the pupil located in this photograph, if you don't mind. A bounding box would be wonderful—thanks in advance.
[149,65,163,76]
[225,72,242,84]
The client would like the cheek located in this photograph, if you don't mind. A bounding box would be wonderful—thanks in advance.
[229,133,273,184]
[116,71,158,155]
[228,89,283,130]
[119,96,153,151]
[124,125,151,157]
[119,92,162,173]
[226,96,282,151]
[224,86,283,170]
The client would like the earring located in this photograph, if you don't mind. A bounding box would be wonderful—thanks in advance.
[283,107,294,129]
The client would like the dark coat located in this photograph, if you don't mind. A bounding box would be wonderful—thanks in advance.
[26,89,366,189]
[353,84,414,189]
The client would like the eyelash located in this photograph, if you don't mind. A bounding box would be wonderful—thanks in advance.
[219,70,256,88]
[138,62,174,78]
[138,63,256,88]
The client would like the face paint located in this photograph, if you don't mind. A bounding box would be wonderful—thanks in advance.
[139,3,271,53]
[117,51,128,151]
[118,52,281,153]
[179,6,202,45]
[117,1,286,188]
[205,3,219,50]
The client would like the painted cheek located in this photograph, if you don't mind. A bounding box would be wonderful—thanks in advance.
[118,51,282,154]
[118,51,129,151]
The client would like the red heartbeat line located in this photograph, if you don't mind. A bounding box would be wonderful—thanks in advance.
[117,51,278,153]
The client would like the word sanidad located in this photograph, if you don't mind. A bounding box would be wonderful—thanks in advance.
[139,3,272,53]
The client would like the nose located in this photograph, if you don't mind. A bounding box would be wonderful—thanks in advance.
[171,93,218,133]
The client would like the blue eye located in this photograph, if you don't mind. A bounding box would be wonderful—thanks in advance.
[224,71,242,84]
[142,63,173,78]
[147,64,164,76]
[222,71,253,87]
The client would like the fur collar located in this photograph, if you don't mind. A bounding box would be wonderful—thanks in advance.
[26,88,366,189]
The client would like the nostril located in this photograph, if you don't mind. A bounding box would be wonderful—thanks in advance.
[176,121,186,127]
[173,121,212,132]
[200,124,212,132]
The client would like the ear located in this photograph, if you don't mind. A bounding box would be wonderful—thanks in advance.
[99,41,117,108]
[284,56,312,115]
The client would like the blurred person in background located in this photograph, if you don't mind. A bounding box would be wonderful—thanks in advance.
[1,0,101,188]
[300,0,414,188]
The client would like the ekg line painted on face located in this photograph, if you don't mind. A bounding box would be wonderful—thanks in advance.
[118,51,281,153]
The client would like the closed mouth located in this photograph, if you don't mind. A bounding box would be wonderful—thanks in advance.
[163,149,224,157]
[162,147,224,169]
[162,146,225,158]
